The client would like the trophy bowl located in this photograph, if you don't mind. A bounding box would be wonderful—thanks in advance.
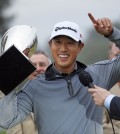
[1,25,38,57]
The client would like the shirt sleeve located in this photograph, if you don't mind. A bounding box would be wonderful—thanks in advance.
[104,95,115,110]
[0,84,32,129]
[107,27,120,48]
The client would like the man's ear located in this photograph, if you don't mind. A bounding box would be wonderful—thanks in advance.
[77,42,84,54]
[79,42,84,49]
[49,40,52,47]
[81,42,84,48]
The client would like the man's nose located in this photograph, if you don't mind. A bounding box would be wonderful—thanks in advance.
[60,44,67,51]
[36,64,42,71]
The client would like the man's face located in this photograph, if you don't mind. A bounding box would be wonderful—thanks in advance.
[28,54,50,80]
[49,35,84,73]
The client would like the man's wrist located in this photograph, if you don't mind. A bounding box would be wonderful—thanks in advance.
[104,29,113,37]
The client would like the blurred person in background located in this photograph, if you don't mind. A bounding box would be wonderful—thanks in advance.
[28,50,52,80]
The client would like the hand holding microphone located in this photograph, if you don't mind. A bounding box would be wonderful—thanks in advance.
[88,85,111,106]
[79,70,111,106]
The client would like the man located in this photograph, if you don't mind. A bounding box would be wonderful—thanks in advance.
[102,43,120,134]
[28,50,52,80]
[0,13,120,134]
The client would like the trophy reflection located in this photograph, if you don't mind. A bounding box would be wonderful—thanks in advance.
[1,25,38,57]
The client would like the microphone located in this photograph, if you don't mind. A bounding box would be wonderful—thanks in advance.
[79,70,95,88]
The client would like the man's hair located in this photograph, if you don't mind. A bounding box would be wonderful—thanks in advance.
[30,50,52,65]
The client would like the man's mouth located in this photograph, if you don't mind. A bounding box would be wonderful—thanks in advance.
[58,54,68,58]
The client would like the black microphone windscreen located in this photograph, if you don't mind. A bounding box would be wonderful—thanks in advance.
[79,70,93,87]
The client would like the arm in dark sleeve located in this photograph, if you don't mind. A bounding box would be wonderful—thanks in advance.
[110,96,120,120]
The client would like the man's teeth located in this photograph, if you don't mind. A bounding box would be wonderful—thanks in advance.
[59,55,68,58]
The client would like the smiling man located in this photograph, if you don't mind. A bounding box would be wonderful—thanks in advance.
[0,14,120,134]
[49,21,84,75]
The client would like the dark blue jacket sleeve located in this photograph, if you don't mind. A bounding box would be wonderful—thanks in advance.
[110,96,120,120]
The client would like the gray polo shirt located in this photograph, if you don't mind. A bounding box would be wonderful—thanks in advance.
[0,27,120,134]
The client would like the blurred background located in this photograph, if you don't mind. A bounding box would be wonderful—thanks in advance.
[0,0,120,133]
[0,0,120,64]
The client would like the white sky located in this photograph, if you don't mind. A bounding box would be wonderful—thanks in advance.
[5,0,120,49]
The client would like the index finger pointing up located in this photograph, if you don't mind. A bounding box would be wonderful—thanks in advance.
[88,13,98,25]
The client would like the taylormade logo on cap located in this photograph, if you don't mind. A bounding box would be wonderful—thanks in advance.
[50,21,83,42]
[55,26,77,33]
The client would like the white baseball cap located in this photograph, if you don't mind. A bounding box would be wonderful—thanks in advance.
[50,21,83,42]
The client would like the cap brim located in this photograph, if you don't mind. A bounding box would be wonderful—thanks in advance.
[50,32,80,42]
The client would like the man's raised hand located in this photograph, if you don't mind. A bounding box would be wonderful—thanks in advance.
[88,13,113,36]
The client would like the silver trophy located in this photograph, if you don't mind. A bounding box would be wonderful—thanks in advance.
[0,25,38,95]
[0,25,38,57]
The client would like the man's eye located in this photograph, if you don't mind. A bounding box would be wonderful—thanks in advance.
[39,63,46,67]
[55,40,61,43]
[68,42,75,46]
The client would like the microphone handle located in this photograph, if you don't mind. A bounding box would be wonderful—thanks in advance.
[88,83,95,88]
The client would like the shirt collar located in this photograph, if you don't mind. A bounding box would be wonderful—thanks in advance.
[52,62,77,75]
